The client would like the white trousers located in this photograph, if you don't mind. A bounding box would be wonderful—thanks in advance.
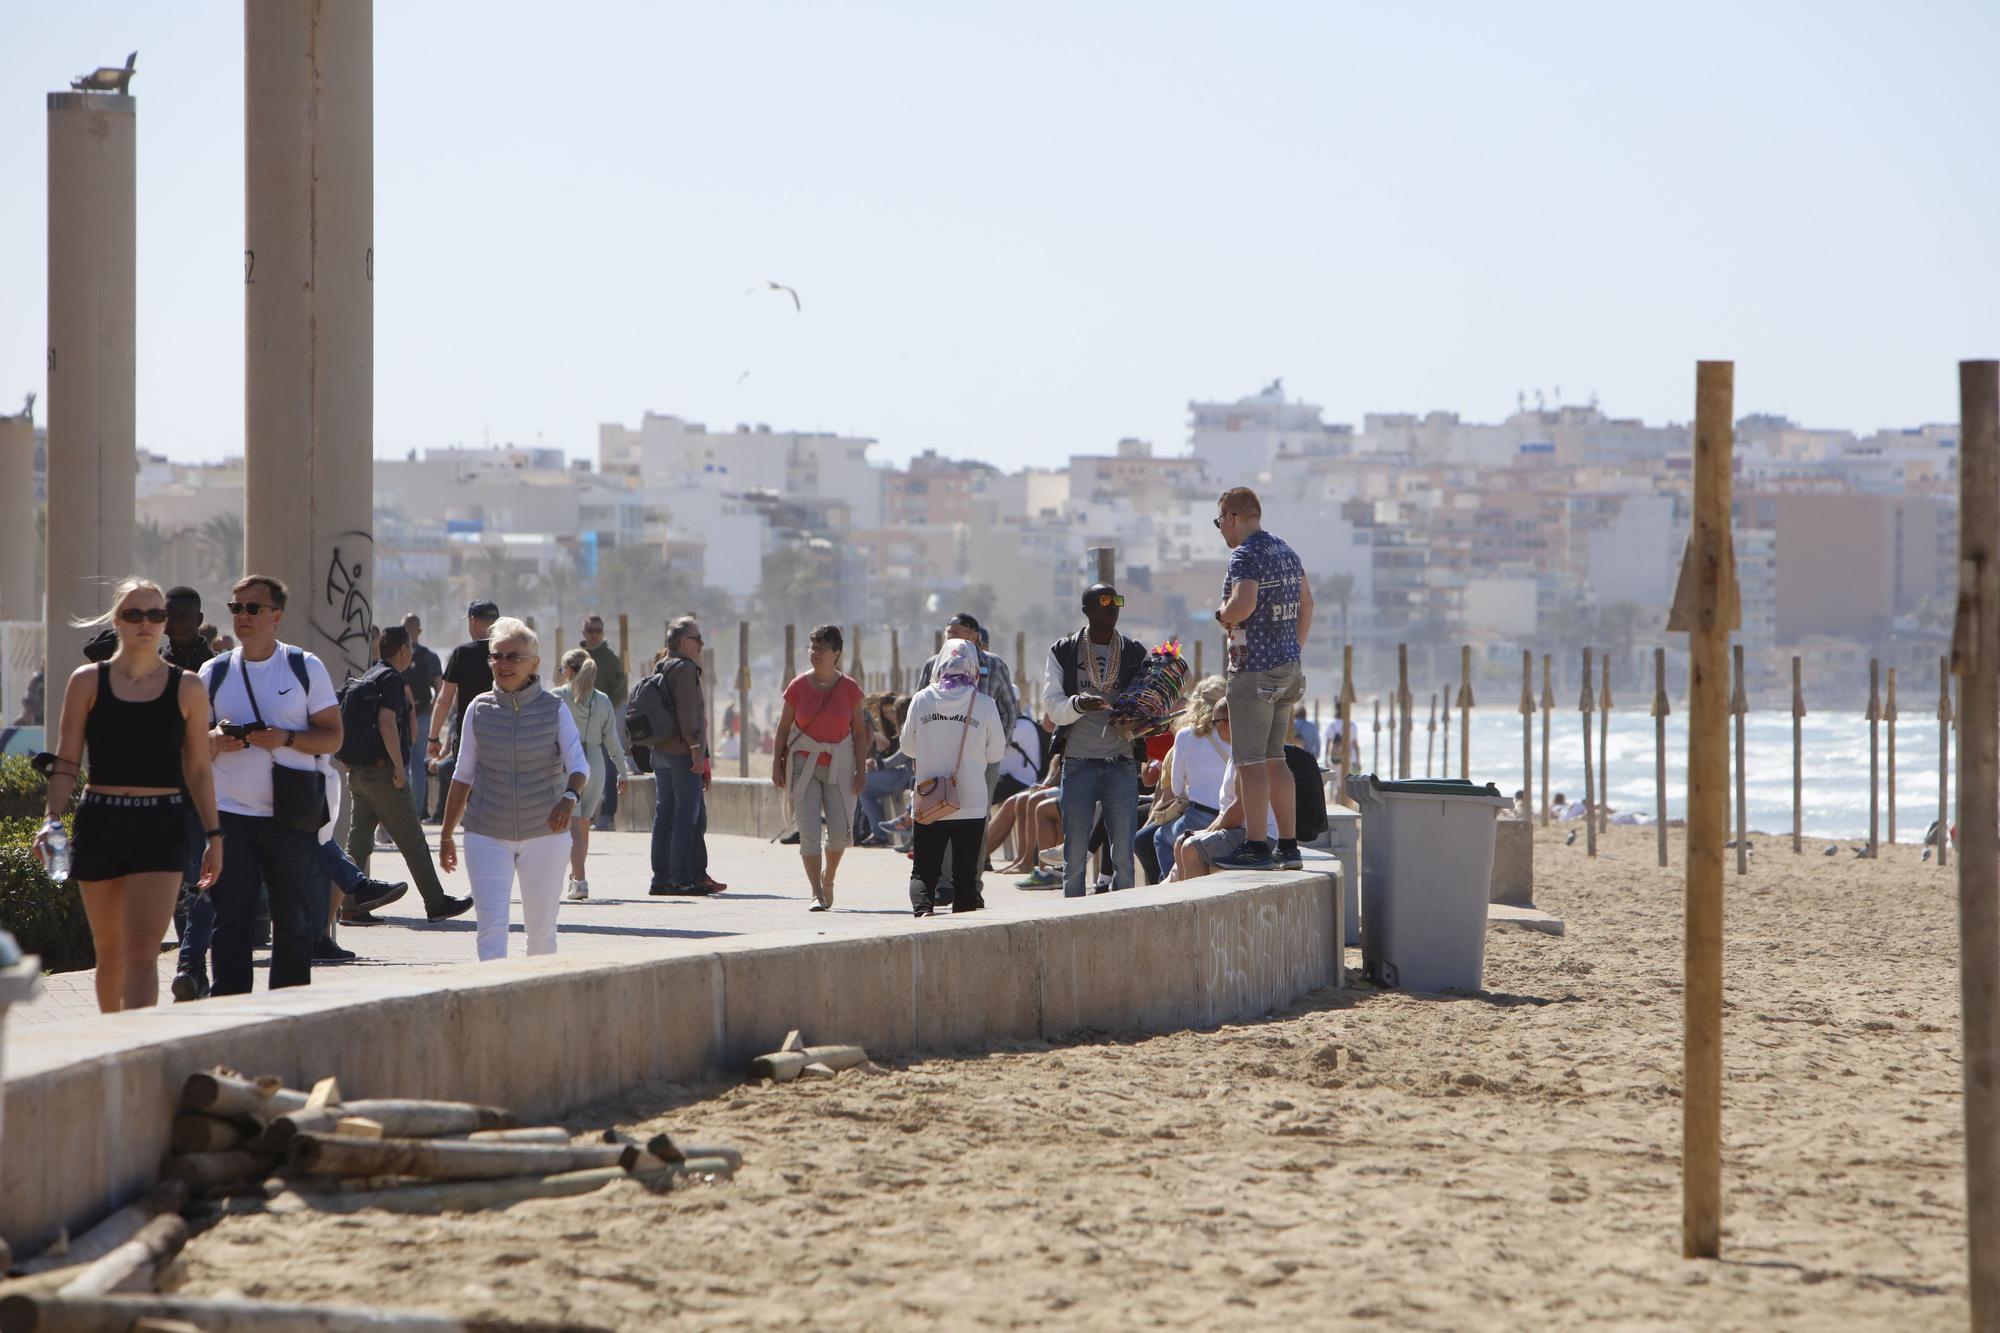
[463,831,569,961]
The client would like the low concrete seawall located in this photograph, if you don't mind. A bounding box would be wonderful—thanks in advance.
[613,775,790,839]
[0,869,1339,1252]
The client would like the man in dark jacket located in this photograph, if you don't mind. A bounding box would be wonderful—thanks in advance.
[1041,583,1148,897]
[645,616,716,896]
[582,615,627,830]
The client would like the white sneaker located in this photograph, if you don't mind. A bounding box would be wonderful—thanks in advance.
[563,878,589,902]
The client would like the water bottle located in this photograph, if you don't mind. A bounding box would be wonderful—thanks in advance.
[38,819,70,882]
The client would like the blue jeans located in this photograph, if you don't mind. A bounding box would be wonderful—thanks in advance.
[857,760,913,841]
[1152,804,1217,882]
[1059,757,1139,898]
[650,754,708,889]
[406,735,430,825]
[211,812,316,994]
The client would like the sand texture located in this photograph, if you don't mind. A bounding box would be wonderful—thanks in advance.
[178,826,1972,1330]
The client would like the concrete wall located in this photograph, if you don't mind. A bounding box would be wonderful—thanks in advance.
[613,775,791,839]
[0,870,1340,1252]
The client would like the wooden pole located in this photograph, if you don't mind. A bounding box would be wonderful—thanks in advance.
[57,1213,188,1298]
[1397,643,1413,780]
[1653,646,1670,868]
[1887,665,1899,844]
[1386,688,1397,780]
[1336,644,1355,803]
[1953,358,2000,1326]
[1426,692,1438,779]
[1867,657,1882,858]
[736,622,752,778]
[1733,643,1748,876]
[1194,638,1205,680]
[1440,673,1451,776]
[850,624,864,685]
[617,612,630,679]
[1580,647,1597,858]
[1372,699,1381,774]
[1014,629,1026,700]
[1090,545,1115,586]
[1668,359,1737,1260]
[1519,650,1534,821]
[1598,651,1612,832]
[1792,656,1805,855]
[1540,654,1554,826]
[1458,645,1474,780]
[890,629,902,693]
[1940,655,1953,870]
[784,624,797,685]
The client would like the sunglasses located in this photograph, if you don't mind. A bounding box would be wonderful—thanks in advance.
[489,650,532,665]
[118,608,168,624]
[1087,594,1125,608]
[225,601,273,616]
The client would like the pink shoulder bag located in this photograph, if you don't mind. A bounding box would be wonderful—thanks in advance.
[913,702,976,825]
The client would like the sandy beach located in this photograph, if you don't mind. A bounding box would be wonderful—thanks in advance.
[179,824,1971,1330]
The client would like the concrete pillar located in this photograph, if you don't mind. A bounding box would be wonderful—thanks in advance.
[45,90,137,718]
[0,412,35,621]
[244,0,374,678]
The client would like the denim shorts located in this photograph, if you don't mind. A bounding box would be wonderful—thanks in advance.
[1225,661,1305,764]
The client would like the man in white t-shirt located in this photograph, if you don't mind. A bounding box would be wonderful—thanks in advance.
[198,575,343,994]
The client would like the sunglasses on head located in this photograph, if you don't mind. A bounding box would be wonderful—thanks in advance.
[118,608,168,624]
[1087,593,1124,608]
[489,650,531,665]
[225,601,273,616]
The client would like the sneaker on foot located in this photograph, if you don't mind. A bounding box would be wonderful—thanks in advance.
[698,876,728,893]
[350,879,407,914]
[1212,842,1278,872]
[563,878,590,902]
[313,938,357,963]
[426,895,474,922]
[1015,866,1062,889]
[339,907,384,926]
[1276,842,1304,871]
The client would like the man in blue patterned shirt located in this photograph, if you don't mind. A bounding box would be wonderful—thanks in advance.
[1211,487,1313,871]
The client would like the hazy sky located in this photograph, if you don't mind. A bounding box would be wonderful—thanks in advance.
[4,2,1995,469]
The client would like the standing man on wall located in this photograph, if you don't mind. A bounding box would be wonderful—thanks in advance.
[426,600,498,802]
[1211,487,1313,871]
[581,614,627,831]
[398,613,442,822]
[1043,583,1148,897]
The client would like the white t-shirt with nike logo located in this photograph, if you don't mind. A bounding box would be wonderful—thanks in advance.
[199,643,339,818]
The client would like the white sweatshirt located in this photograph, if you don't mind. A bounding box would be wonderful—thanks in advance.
[905,682,1006,820]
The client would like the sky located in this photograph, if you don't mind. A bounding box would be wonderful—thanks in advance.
[3,1,1996,469]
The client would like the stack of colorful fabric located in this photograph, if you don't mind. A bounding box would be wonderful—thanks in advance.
[1110,638,1193,739]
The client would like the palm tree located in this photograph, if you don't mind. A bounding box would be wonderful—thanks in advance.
[197,513,245,588]
[467,545,536,616]
[1323,572,1357,635]
[133,518,170,573]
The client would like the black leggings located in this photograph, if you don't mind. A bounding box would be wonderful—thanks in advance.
[912,818,986,912]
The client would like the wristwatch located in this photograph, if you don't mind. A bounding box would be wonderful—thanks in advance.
[283,730,295,748]
[559,790,579,803]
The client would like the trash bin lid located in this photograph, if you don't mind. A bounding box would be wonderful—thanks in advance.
[1350,775,1510,804]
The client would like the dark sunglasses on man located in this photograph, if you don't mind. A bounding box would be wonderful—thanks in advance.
[1088,593,1125,608]
[117,608,168,624]
[225,601,273,616]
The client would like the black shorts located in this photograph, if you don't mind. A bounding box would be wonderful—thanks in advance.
[993,774,1031,807]
[71,792,190,882]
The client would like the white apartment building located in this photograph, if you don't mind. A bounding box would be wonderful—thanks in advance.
[1187,380,1352,480]
[599,412,885,530]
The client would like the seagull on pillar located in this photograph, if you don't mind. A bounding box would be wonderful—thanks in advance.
[71,52,137,95]
[749,280,802,312]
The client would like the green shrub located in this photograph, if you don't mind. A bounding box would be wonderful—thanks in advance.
[0,843,94,974]
[0,755,51,822]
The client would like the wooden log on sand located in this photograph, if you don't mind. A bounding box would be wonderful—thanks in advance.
[262,1162,700,1217]
[263,1100,517,1151]
[56,1215,187,1299]
[286,1135,625,1182]
[465,1127,570,1145]
[169,1115,251,1155]
[0,1291,592,1333]
[749,1044,867,1084]
[159,1152,269,1192]
[177,1071,307,1122]
[9,1185,187,1276]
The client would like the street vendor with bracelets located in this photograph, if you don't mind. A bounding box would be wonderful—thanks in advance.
[1042,581,1148,898]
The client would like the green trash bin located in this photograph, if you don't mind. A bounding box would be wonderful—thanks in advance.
[1346,776,1511,992]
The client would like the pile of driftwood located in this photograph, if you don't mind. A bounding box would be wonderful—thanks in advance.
[748,1031,869,1084]
[0,1067,738,1333]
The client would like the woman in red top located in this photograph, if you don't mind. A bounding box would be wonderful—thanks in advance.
[771,625,870,910]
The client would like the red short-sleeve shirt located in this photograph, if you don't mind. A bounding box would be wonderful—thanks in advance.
[783,672,863,764]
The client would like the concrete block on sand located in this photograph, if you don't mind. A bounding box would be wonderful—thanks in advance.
[1490,816,1535,906]
[1488,903,1564,936]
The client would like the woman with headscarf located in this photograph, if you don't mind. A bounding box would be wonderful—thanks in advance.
[554,648,629,901]
[903,638,1005,916]
[771,625,870,910]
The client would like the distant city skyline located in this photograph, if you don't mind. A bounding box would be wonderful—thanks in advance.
[5,1,1995,470]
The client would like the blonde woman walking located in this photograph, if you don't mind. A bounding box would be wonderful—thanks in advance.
[554,648,628,901]
[771,625,869,910]
[439,619,590,960]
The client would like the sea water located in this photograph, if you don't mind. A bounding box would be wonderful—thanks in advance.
[1350,708,1961,843]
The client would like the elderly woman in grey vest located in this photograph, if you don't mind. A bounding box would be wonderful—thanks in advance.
[438,618,591,961]
[555,648,628,902]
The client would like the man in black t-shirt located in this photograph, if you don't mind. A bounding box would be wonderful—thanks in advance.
[426,599,499,799]
[348,626,469,923]
[399,613,444,819]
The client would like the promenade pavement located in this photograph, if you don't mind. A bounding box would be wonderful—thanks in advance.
[7,828,1095,1029]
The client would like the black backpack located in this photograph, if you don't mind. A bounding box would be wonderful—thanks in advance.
[335,662,402,766]
[622,658,687,770]
[1284,743,1328,842]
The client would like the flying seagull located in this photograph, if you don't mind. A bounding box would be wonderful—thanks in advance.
[749,280,801,313]
[736,370,751,385]
[72,51,137,95]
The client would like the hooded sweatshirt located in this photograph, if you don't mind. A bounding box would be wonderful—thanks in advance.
[904,639,1006,820]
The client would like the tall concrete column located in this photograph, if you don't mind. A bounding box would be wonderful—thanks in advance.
[0,410,35,622]
[45,91,137,719]
[244,0,374,678]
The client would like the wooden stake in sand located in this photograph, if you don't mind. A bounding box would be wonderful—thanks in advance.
[1440,673,1451,778]
[1336,644,1356,805]
[617,612,630,680]
[1193,638,1204,680]
[1952,358,2000,1327]
[1652,647,1670,868]
[1458,644,1474,781]
[1518,652,1534,818]
[1732,643,1749,877]
[1939,654,1953,870]
[784,624,797,685]
[1426,692,1438,779]
[1792,656,1805,855]
[1887,665,1899,844]
[1667,358,1739,1261]
[1598,652,1613,834]
[1397,643,1414,781]
[736,623,752,778]
[1867,658,1882,858]
[1372,699,1381,774]
[890,628,902,693]
[1540,655,1555,827]
[1579,647,1597,859]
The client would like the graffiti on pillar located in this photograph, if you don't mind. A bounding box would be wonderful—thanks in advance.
[314,530,375,678]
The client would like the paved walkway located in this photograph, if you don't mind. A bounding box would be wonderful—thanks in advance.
[7,828,1120,1029]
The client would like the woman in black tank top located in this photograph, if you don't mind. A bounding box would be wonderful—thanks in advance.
[38,578,223,1013]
